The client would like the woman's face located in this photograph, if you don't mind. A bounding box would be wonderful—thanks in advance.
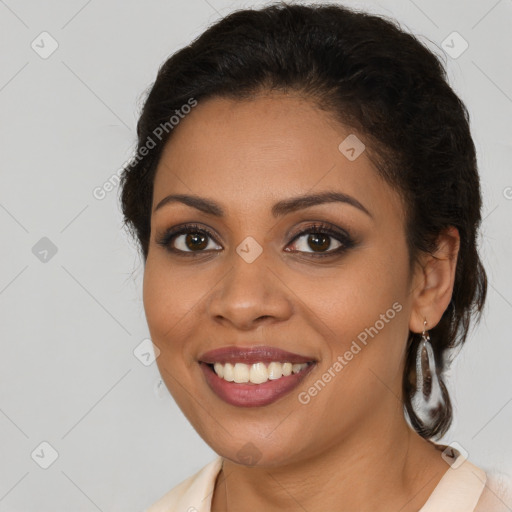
[143,92,419,466]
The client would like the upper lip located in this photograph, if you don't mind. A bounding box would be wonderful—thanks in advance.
[198,345,316,365]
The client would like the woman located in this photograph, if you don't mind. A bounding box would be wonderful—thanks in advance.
[119,3,510,511]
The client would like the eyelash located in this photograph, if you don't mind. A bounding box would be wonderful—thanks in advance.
[155,222,355,258]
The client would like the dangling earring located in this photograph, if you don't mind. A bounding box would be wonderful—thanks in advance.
[411,319,445,425]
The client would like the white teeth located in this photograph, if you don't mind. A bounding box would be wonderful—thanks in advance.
[249,362,268,384]
[213,363,224,378]
[233,362,250,383]
[223,363,234,382]
[210,361,310,383]
[292,363,304,374]
[267,362,282,380]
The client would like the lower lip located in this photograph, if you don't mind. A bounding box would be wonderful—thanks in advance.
[199,362,315,407]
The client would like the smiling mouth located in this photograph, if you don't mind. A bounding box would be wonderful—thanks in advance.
[198,345,317,407]
[205,361,314,384]
[199,360,317,407]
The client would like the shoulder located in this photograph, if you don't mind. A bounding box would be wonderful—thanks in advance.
[144,456,223,512]
[474,469,512,512]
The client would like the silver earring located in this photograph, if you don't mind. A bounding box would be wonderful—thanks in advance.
[411,320,445,425]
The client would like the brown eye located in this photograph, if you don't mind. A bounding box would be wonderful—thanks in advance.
[156,224,222,254]
[182,232,209,251]
[285,222,354,257]
[289,232,343,253]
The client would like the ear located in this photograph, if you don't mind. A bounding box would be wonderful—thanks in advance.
[409,226,460,333]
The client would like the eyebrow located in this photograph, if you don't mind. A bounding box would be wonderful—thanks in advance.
[153,191,372,219]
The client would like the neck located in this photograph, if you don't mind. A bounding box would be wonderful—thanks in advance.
[212,412,448,512]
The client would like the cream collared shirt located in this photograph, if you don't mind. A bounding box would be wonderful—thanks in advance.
[145,453,511,512]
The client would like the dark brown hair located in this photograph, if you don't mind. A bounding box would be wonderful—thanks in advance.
[119,1,487,439]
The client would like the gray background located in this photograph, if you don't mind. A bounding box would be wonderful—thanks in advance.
[0,0,511,510]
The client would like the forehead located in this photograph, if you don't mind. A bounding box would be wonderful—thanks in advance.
[152,93,403,223]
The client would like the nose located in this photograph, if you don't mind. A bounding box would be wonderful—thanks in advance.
[207,253,293,331]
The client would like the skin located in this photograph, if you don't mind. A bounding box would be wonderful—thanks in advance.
[143,92,461,512]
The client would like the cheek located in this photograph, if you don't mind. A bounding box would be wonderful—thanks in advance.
[309,260,404,333]
[142,256,197,356]
[310,250,409,376]
[143,258,207,407]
